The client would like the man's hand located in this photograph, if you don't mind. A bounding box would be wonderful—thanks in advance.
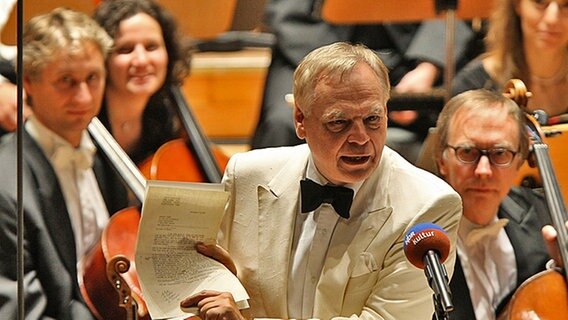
[0,81,31,132]
[388,110,419,126]
[196,243,237,275]
[542,224,564,268]
[395,62,439,93]
[180,290,246,320]
[389,62,439,126]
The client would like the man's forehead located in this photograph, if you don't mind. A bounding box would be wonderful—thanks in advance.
[314,81,385,105]
[44,49,104,71]
[449,111,519,143]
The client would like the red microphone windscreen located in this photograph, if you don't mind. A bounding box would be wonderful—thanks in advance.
[404,223,451,269]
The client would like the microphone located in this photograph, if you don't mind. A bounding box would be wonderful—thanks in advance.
[404,223,454,317]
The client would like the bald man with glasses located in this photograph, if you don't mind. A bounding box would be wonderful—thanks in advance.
[433,89,552,320]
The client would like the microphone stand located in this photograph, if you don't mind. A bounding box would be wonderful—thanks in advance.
[16,0,25,319]
[424,251,453,320]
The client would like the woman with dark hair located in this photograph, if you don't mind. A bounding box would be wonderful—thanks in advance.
[93,0,192,164]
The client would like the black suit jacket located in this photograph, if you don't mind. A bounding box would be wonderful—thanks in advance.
[0,130,128,319]
[0,57,15,84]
[449,187,551,320]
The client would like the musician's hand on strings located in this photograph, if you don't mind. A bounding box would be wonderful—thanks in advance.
[180,290,246,320]
[542,223,567,269]
[196,243,237,275]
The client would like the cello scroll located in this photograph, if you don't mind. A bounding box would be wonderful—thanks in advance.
[502,79,532,109]
[107,255,139,320]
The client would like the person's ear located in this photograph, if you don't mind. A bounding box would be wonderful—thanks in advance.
[437,155,448,177]
[22,76,32,94]
[294,104,306,139]
[22,76,34,107]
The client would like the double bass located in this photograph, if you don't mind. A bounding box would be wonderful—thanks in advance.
[498,80,568,319]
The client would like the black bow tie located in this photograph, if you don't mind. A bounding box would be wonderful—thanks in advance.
[300,178,354,219]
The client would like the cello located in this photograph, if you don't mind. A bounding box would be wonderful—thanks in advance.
[81,86,229,319]
[81,117,149,320]
[139,86,229,182]
[498,80,568,319]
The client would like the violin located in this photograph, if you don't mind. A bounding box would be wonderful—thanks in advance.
[498,79,568,319]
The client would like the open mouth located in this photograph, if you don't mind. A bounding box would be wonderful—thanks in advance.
[342,156,370,164]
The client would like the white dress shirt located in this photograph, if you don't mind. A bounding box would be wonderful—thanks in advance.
[287,157,362,319]
[457,216,517,320]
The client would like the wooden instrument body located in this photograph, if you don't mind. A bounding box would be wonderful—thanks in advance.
[139,138,229,182]
[81,208,148,320]
[515,123,568,203]
[498,269,568,320]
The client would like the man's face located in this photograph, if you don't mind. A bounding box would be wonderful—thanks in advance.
[294,62,388,185]
[24,42,106,146]
[437,107,523,225]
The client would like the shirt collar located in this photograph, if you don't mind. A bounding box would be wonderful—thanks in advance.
[306,155,363,196]
[25,115,96,160]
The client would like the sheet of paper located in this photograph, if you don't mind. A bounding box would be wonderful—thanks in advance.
[135,180,249,319]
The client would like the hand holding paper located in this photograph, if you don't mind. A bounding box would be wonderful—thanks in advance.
[135,180,249,319]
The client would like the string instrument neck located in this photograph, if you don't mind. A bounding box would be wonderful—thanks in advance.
[84,117,148,320]
[170,86,222,183]
[531,142,568,278]
[88,117,146,201]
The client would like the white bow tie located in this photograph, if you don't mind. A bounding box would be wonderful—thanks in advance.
[51,145,94,171]
[465,218,509,247]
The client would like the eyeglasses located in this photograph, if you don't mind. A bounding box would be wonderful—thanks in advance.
[445,145,518,167]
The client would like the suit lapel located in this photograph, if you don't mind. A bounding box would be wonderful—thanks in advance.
[499,195,526,225]
[499,190,550,287]
[24,133,78,279]
[449,257,476,319]
[257,148,309,317]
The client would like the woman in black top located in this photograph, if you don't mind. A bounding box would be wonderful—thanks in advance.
[93,0,191,164]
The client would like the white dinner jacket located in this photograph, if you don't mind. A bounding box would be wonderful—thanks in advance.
[219,144,462,320]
